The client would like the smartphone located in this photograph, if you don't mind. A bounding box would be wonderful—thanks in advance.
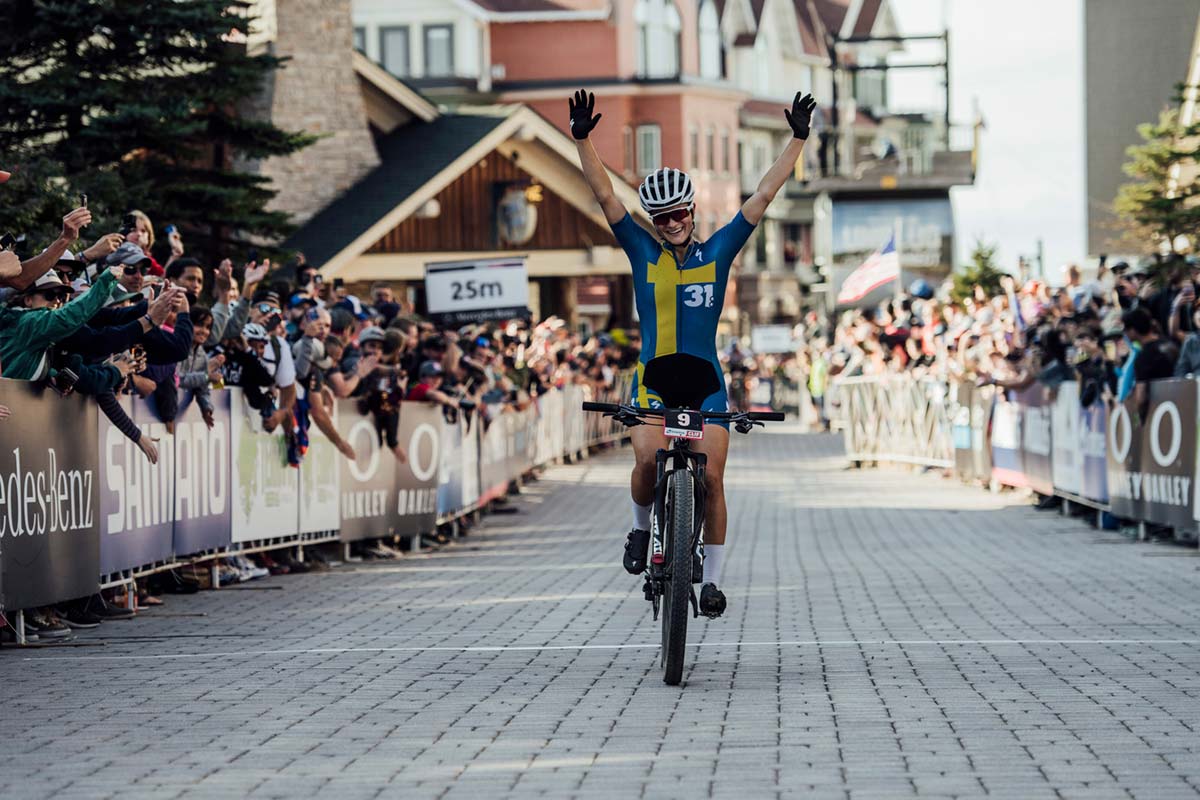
[264,312,283,331]
[333,277,344,290]
[0,232,14,250]
[80,193,88,208]
[248,247,259,263]
[50,368,80,397]
[313,274,324,285]
[119,213,137,236]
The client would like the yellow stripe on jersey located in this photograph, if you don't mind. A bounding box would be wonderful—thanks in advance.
[645,251,716,357]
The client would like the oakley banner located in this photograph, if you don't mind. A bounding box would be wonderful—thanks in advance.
[1107,379,1197,528]
[98,395,176,575]
[394,403,441,536]
[1017,386,1054,496]
[337,402,398,542]
[172,392,232,557]
[0,380,100,611]
[437,412,480,520]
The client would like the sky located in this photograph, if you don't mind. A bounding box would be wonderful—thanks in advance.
[886,0,1087,282]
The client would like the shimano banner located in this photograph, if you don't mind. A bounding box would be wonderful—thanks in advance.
[98,396,176,575]
[1107,380,1197,528]
[230,388,299,543]
[0,381,100,610]
[172,393,232,557]
[298,403,341,535]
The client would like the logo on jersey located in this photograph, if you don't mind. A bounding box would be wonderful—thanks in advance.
[683,284,714,308]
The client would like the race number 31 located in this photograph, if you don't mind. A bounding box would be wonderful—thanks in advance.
[684,284,714,308]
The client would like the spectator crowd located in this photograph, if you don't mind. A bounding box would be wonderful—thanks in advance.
[0,172,641,643]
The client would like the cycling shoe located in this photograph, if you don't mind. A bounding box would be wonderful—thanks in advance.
[699,583,726,618]
[623,529,651,575]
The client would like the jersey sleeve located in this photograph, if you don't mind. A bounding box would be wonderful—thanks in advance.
[609,213,658,281]
[711,211,757,281]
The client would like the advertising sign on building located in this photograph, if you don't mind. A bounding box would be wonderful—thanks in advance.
[750,325,797,354]
[425,258,530,325]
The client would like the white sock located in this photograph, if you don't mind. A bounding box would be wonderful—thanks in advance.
[703,544,725,586]
[632,501,652,531]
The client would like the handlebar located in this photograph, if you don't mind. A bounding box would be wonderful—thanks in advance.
[582,401,785,423]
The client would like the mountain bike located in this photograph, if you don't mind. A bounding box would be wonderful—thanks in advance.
[582,400,782,685]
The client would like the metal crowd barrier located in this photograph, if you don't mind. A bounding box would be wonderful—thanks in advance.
[833,375,955,467]
[0,372,635,620]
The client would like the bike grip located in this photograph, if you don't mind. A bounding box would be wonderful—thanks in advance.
[582,401,619,413]
[748,411,786,421]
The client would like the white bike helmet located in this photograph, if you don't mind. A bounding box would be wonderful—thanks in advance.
[242,322,269,342]
[638,168,694,215]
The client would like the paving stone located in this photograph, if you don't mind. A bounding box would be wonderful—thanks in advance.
[1,432,1198,797]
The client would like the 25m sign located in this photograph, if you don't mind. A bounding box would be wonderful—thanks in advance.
[425,257,531,324]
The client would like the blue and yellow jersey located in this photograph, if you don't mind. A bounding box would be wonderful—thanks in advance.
[609,211,756,413]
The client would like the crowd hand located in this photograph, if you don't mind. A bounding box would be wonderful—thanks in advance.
[201,408,215,429]
[567,90,602,140]
[0,404,10,421]
[60,207,92,243]
[783,92,817,140]
[214,259,233,292]
[207,354,225,380]
[82,233,124,262]
[1000,274,1017,293]
[244,259,269,287]
[0,250,19,279]
[168,228,184,257]
[354,353,379,378]
[108,352,139,379]
[136,435,160,465]
[336,438,356,460]
[147,285,180,325]
[392,444,408,464]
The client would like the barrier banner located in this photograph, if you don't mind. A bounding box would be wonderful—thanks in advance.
[98,396,175,575]
[562,385,586,456]
[172,392,232,557]
[0,381,100,610]
[298,401,341,534]
[970,385,994,481]
[1107,379,1196,528]
[990,391,1022,486]
[437,413,465,518]
[1051,382,1083,497]
[337,401,398,542]
[230,388,299,543]
[1017,386,1053,495]
[395,403,441,536]
[1080,401,1108,504]
[951,382,975,482]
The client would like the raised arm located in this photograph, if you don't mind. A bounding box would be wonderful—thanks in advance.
[741,93,816,226]
[569,90,627,225]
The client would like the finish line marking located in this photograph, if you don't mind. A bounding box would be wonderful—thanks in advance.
[19,638,1200,662]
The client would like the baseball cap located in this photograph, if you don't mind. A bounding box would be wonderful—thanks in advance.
[288,292,317,309]
[359,325,386,344]
[105,242,152,270]
[334,296,371,320]
[419,360,443,378]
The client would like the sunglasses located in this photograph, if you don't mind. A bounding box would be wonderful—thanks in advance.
[256,302,278,314]
[123,264,150,276]
[36,289,71,302]
[652,208,691,227]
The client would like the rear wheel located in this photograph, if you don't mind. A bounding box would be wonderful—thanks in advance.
[661,467,693,685]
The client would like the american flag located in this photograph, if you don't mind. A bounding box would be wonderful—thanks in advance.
[836,234,900,305]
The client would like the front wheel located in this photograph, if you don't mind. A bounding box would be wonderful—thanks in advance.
[661,467,693,685]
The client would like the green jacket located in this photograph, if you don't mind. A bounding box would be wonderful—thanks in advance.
[0,270,118,380]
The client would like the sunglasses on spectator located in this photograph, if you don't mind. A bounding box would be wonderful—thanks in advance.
[37,289,71,302]
[652,208,691,227]
[123,264,150,276]
[256,302,278,314]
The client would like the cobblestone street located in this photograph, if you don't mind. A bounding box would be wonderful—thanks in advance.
[2,430,1199,799]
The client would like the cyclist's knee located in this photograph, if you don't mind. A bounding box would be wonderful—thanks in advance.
[703,470,724,496]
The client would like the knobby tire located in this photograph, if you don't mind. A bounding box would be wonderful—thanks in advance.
[661,467,693,685]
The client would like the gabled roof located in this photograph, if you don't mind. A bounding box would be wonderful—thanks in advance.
[283,114,507,269]
[457,0,611,20]
[809,0,849,38]
[352,51,438,125]
[852,0,882,37]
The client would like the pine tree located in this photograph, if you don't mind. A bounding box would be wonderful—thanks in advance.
[950,240,1007,306]
[0,0,316,257]
[1113,86,1200,256]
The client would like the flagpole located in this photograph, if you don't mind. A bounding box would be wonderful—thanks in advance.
[893,216,904,301]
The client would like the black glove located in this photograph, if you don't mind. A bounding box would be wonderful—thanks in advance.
[784,92,818,140]
[568,89,602,140]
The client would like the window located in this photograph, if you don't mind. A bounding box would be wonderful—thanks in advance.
[665,2,681,78]
[353,27,366,53]
[635,0,650,77]
[379,26,410,77]
[689,126,699,170]
[622,126,635,175]
[636,124,662,175]
[706,127,715,173]
[424,25,454,77]
[720,129,730,174]
[698,0,721,80]
[634,0,682,79]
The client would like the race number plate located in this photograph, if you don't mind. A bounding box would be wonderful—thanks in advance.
[663,410,704,440]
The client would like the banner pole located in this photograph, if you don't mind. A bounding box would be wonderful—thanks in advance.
[893,217,904,301]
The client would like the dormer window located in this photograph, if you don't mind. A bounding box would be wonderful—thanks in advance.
[634,0,682,79]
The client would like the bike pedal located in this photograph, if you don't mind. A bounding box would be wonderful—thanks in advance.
[643,577,655,603]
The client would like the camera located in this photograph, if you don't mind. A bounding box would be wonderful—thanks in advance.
[119,213,137,236]
[0,232,15,251]
[49,368,80,397]
[264,312,283,331]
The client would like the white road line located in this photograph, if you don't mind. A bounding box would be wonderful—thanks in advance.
[19,638,1200,663]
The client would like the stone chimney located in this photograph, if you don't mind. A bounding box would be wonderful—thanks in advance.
[240,0,381,227]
